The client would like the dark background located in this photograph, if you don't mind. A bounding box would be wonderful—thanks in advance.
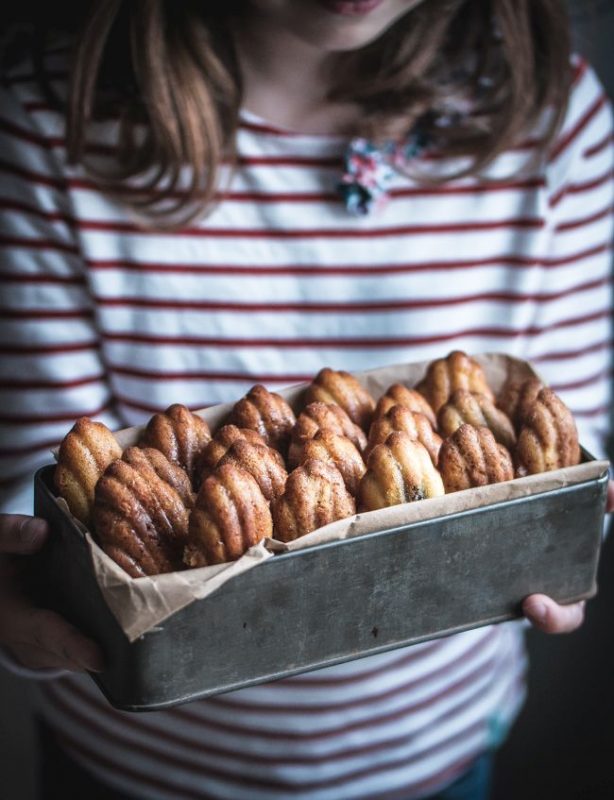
[0,2,613,798]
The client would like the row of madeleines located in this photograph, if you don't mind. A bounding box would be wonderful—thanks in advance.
[54,351,581,579]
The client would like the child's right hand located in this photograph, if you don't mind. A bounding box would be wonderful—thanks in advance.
[0,514,104,672]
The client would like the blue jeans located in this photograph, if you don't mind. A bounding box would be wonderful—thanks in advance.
[422,752,493,800]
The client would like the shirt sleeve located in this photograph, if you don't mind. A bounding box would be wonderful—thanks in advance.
[524,60,613,459]
[0,81,123,516]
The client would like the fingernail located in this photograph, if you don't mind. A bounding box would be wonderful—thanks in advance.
[528,601,547,623]
[21,518,48,547]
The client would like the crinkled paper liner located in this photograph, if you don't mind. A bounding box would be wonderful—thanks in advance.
[51,353,610,641]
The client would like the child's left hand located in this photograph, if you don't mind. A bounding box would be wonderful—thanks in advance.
[523,479,614,634]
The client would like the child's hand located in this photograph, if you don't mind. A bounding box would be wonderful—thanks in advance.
[0,514,104,672]
[523,479,614,634]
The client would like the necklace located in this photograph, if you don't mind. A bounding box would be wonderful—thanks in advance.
[338,128,429,216]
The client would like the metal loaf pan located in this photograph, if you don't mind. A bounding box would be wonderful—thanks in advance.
[33,458,607,712]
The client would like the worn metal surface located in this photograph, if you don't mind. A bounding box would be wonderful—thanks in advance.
[34,463,608,712]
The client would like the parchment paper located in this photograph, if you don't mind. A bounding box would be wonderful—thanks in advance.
[51,353,610,641]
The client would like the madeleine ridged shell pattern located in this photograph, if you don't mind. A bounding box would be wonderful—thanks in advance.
[139,403,211,487]
[93,447,195,578]
[218,439,288,501]
[497,377,545,428]
[515,389,581,476]
[437,390,516,451]
[365,406,442,465]
[303,368,376,431]
[358,431,445,512]
[196,425,265,483]
[227,385,296,456]
[294,431,366,497]
[416,351,494,413]
[438,424,514,493]
[374,384,437,428]
[288,402,367,467]
[185,463,273,567]
[55,417,122,526]
[272,459,356,543]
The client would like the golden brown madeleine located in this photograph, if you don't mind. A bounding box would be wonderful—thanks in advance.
[195,425,265,484]
[416,350,494,413]
[227,384,296,456]
[93,448,194,578]
[55,417,122,526]
[497,377,545,429]
[437,389,516,451]
[185,463,273,567]
[365,405,442,465]
[295,431,366,497]
[438,424,514,493]
[374,384,437,428]
[358,431,445,512]
[514,389,581,476]
[272,459,356,543]
[139,403,211,488]
[303,368,375,431]
[122,447,195,512]
[288,402,367,467]
[218,439,288,501]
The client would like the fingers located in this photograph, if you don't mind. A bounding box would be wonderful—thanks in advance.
[522,593,585,634]
[0,602,104,672]
[0,515,49,554]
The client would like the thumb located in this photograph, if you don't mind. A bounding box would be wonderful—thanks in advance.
[0,516,49,555]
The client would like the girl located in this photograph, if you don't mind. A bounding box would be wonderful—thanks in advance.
[0,1,612,798]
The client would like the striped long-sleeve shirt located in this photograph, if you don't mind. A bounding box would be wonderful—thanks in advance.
[0,53,612,800]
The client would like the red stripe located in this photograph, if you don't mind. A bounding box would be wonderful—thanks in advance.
[0,401,111,425]
[549,94,609,163]
[554,204,613,233]
[531,339,611,362]
[50,727,218,800]
[549,167,614,208]
[110,364,307,384]
[0,235,80,256]
[22,101,56,113]
[0,198,76,227]
[0,437,62,458]
[584,131,614,159]
[93,275,610,314]
[0,158,67,190]
[0,307,93,320]
[83,241,611,277]
[0,117,53,150]
[218,178,547,203]
[570,58,589,88]
[0,373,105,391]
[549,368,611,393]
[70,216,545,238]
[274,642,445,688]
[102,307,610,351]
[0,341,98,356]
[0,270,84,285]
[114,393,173,415]
[573,403,610,418]
[6,69,69,85]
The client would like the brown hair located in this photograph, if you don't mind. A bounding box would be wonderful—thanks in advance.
[50,0,571,224]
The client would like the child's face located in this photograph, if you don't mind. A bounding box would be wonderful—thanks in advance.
[243,0,427,52]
